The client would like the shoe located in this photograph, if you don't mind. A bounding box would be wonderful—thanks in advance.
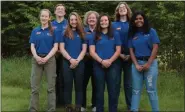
[75,106,81,112]
[92,107,96,112]
[81,107,86,112]
[65,106,73,112]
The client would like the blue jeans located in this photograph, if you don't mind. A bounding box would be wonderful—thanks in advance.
[82,55,96,108]
[94,60,121,112]
[131,59,159,111]
[117,59,132,110]
[63,59,84,106]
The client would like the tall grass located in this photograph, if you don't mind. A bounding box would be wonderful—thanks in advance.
[1,57,184,111]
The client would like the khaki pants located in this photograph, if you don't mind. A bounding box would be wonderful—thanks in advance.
[29,56,56,112]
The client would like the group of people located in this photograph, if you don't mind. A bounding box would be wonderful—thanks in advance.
[28,2,160,112]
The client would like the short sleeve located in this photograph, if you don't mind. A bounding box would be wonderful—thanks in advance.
[150,28,160,44]
[29,29,36,44]
[60,31,65,43]
[128,38,133,48]
[89,38,95,45]
[53,29,63,43]
[114,31,122,46]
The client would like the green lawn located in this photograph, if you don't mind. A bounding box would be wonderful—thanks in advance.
[1,57,184,111]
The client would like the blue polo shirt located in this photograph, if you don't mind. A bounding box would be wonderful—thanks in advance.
[29,26,61,54]
[61,31,87,59]
[52,19,68,32]
[128,28,160,57]
[84,26,95,52]
[89,31,121,60]
[112,21,129,55]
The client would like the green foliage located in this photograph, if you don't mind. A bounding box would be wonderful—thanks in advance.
[1,1,184,71]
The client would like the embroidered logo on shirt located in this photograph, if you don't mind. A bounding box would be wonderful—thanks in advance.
[47,33,52,36]
[144,34,150,37]
[116,27,121,30]
[36,32,41,35]
[133,36,138,40]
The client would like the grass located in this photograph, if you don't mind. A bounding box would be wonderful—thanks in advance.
[1,56,184,111]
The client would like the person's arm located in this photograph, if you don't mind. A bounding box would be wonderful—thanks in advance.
[143,44,158,70]
[130,48,143,71]
[30,43,42,64]
[77,44,87,62]
[60,43,78,67]
[42,43,58,62]
[143,28,160,70]
[89,45,103,63]
[108,46,121,64]
[108,31,121,64]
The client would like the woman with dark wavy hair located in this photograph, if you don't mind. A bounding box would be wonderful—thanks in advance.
[89,14,121,112]
[128,11,160,111]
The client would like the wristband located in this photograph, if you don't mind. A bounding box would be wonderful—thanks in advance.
[68,57,72,61]
[101,59,103,64]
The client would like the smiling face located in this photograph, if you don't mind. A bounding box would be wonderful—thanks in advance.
[69,14,77,28]
[87,13,97,26]
[40,10,51,25]
[55,5,66,17]
[118,3,127,16]
[135,14,144,28]
[100,16,109,29]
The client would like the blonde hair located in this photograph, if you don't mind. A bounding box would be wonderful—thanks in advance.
[39,9,53,35]
[114,2,132,21]
[83,11,99,26]
[64,12,85,39]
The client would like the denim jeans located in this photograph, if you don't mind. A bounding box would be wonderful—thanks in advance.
[63,59,84,106]
[117,58,132,110]
[82,55,96,108]
[55,54,65,106]
[131,59,159,111]
[94,60,121,112]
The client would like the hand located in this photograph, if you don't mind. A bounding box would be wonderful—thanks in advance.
[120,54,126,60]
[124,55,130,61]
[142,62,151,71]
[135,64,143,72]
[35,56,44,65]
[41,57,49,64]
[69,59,79,69]
[101,59,111,68]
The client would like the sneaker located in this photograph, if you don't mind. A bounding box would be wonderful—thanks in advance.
[92,107,96,112]
[81,107,86,112]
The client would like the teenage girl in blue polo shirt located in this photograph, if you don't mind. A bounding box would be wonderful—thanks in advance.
[52,4,68,107]
[81,11,99,112]
[89,14,121,112]
[128,11,160,111]
[29,9,60,112]
[112,2,132,111]
[59,12,87,112]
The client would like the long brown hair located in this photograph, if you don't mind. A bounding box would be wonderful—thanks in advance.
[64,12,85,40]
[95,14,113,41]
[39,9,54,35]
[114,2,132,22]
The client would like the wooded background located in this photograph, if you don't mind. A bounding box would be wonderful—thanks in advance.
[1,1,185,72]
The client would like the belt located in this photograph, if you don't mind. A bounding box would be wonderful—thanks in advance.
[38,54,47,58]
[136,56,150,61]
